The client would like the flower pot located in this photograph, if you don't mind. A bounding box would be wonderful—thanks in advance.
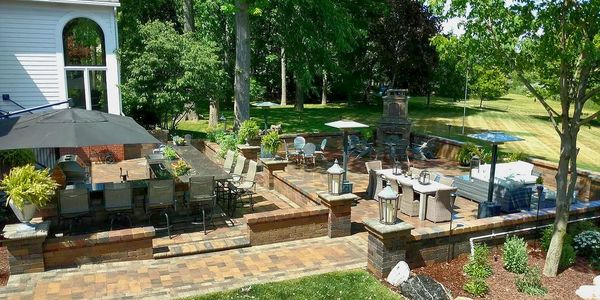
[8,200,36,223]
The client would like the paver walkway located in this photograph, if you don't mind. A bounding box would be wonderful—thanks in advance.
[1,234,368,300]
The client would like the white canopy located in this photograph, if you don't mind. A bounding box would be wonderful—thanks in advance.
[325,120,369,129]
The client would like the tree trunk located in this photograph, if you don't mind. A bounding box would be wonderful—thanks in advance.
[280,48,287,105]
[182,0,195,32]
[208,100,219,128]
[427,90,431,106]
[321,70,328,105]
[479,98,483,108]
[234,0,250,129]
[295,75,304,112]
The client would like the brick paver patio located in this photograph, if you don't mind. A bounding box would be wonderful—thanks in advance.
[2,234,367,300]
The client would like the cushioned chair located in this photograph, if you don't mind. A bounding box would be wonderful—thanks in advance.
[365,160,383,198]
[229,155,247,183]
[232,160,258,213]
[426,187,457,223]
[189,176,216,234]
[58,187,91,234]
[146,179,176,238]
[223,150,236,174]
[400,182,420,217]
[104,182,133,229]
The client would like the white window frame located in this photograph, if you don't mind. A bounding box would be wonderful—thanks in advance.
[64,66,107,110]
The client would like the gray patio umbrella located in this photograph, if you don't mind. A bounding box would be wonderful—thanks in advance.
[468,131,524,217]
[325,120,369,193]
[0,108,161,150]
[252,101,280,130]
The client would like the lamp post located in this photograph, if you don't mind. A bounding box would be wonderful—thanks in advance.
[377,181,400,225]
[327,159,344,196]
[219,113,227,131]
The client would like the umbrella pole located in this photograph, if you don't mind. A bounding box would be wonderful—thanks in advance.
[263,109,268,130]
[487,144,499,203]
[342,129,348,182]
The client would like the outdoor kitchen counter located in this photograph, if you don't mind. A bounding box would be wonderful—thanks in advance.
[173,145,231,181]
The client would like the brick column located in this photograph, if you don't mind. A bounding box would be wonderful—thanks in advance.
[237,144,261,161]
[1,219,50,274]
[318,192,357,238]
[259,158,290,189]
[364,219,414,278]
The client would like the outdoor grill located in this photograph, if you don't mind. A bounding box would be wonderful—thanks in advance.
[56,154,89,184]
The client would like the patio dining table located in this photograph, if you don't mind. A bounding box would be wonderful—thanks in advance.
[376,169,452,221]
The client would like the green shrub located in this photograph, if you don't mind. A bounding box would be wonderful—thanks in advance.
[218,134,238,158]
[515,266,547,296]
[463,278,489,297]
[457,143,480,166]
[0,164,58,210]
[573,231,600,258]
[568,221,599,237]
[237,120,261,144]
[504,150,528,162]
[261,131,281,156]
[163,146,178,160]
[503,236,529,274]
[541,226,572,252]
[464,244,492,279]
[0,149,36,168]
[207,128,226,143]
[590,256,600,270]
[560,243,577,269]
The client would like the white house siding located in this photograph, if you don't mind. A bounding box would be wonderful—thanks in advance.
[0,0,121,114]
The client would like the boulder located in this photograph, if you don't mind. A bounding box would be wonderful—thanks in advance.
[576,285,600,300]
[386,261,410,287]
[593,275,600,286]
[400,275,452,300]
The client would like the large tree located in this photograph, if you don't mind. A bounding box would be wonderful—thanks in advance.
[434,0,600,276]
[234,0,251,128]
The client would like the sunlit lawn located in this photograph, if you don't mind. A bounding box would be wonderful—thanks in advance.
[178,94,600,171]
[184,270,401,300]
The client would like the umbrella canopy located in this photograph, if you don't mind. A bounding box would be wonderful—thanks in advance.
[467,131,524,145]
[0,108,161,150]
[251,101,280,108]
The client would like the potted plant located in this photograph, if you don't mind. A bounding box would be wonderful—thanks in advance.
[261,130,281,159]
[163,145,178,161]
[0,165,58,224]
[172,136,186,146]
[237,120,261,146]
[172,160,191,176]
[536,175,545,201]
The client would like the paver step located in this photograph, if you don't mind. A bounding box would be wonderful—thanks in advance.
[153,235,250,259]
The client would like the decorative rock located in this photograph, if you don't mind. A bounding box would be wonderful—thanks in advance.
[400,275,452,300]
[576,285,600,300]
[454,297,473,300]
[386,261,410,287]
[594,275,600,286]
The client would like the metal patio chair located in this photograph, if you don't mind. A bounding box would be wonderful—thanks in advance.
[104,182,134,230]
[146,179,176,238]
[189,176,217,234]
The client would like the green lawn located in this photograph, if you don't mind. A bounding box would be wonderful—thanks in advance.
[178,94,600,171]
[185,270,401,300]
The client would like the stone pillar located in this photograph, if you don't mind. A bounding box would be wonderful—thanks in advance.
[259,158,290,189]
[237,144,261,161]
[364,219,414,278]
[1,219,50,274]
[318,192,357,238]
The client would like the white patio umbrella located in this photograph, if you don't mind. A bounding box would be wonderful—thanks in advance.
[325,120,369,193]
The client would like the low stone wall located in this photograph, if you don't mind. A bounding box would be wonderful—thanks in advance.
[272,171,319,207]
[43,226,155,269]
[245,207,329,246]
[403,201,600,268]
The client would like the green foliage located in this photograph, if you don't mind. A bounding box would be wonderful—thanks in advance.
[207,128,226,143]
[0,165,58,210]
[191,270,400,300]
[163,146,178,160]
[172,160,190,176]
[249,78,266,101]
[172,136,185,146]
[120,21,224,130]
[463,278,489,297]
[560,243,577,269]
[515,266,547,296]
[471,67,509,103]
[503,236,529,274]
[457,142,480,166]
[237,120,261,144]
[261,131,281,156]
[217,134,238,158]
[504,151,528,163]
[573,231,600,258]
[0,150,36,168]
[536,176,544,185]
[568,221,599,237]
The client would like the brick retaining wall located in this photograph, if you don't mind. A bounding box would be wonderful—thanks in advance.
[272,172,319,207]
[43,227,155,269]
[245,207,329,246]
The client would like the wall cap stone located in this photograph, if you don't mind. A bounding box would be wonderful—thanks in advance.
[364,219,414,239]
[245,206,328,224]
[260,158,291,166]
[2,219,49,241]
[317,192,358,203]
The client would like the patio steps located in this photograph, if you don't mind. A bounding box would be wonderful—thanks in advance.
[153,235,250,259]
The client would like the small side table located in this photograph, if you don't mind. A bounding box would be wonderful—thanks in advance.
[1,219,50,274]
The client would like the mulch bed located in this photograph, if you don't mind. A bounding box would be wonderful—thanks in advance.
[0,246,9,286]
[413,244,600,299]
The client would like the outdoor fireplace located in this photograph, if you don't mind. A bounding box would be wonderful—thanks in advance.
[376,89,411,158]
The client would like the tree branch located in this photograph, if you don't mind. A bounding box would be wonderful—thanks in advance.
[516,72,563,136]
[581,87,600,103]
[579,109,600,126]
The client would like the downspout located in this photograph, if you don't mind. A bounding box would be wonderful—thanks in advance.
[469,215,600,256]
[113,6,123,115]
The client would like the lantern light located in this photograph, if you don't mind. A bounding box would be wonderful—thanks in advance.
[418,170,431,185]
[377,181,400,225]
[327,159,345,195]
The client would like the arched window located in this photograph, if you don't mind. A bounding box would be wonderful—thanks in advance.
[63,18,108,112]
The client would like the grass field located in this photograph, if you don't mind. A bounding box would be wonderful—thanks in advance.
[177,94,600,171]
[186,270,401,300]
